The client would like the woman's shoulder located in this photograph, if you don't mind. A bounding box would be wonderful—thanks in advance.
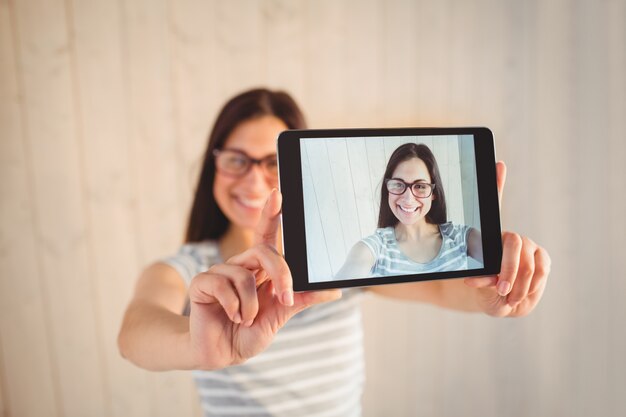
[361,227,395,245]
[372,226,395,240]
[159,240,221,286]
[439,222,472,243]
[359,227,395,258]
[177,240,220,259]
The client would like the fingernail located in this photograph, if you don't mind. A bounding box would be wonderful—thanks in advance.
[243,320,253,327]
[282,290,294,306]
[234,312,242,323]
[497,281,511,296]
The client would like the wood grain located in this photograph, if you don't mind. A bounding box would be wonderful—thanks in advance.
[0,0,624,416]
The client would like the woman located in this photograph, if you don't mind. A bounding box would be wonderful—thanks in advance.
[336,142,483,279]
[118,88,551,416]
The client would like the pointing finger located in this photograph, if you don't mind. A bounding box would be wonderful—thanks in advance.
[227,243,294,306]
[253,189,282,248]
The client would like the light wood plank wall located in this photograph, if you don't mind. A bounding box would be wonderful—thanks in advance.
[0,0,624,416]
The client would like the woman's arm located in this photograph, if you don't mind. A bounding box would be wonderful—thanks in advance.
[467,227,483,264]
[368,232,551,317]
[118,191,341,371]
[334,242,375,280]
[117,262,197,371]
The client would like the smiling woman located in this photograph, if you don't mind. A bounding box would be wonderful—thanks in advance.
[118,88,365,416]
[211,116,286,232]
[335,142,483,279]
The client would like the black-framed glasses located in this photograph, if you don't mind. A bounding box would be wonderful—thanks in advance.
[385,178,435,198]
[213,148,278,179]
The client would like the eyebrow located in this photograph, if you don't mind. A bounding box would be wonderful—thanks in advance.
[222,147,277,159]
[391,177,430,183]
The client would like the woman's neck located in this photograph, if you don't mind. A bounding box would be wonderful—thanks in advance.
[394,220,439,242]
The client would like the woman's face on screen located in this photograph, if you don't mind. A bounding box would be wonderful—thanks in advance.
[213,115,287,230]
[388,157,435,226]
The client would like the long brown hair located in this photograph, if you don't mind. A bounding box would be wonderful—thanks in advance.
[377,143,447,228]
[185,88,306,242]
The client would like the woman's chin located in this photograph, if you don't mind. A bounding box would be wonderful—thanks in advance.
[394,212,425,226]
[231,200,264,227]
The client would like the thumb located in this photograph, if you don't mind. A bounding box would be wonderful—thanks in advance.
[496,161,507,208]
[255,281,342,330]
[464,276,498,289]
[279,289,343,323]
[253,189,282,248]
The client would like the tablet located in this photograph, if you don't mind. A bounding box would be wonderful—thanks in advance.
[277,127,502,291]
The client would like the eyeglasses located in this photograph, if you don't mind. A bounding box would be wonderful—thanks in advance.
[213,148,278,179]
[385,178,435,198]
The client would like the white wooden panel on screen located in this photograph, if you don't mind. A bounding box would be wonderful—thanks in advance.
[365,138,387,216]
[433,136,450,208]
[382,135,414,159]
[446,135,465,225]
[308,139,350,277]
[347,138,378,238]
[301,143,333,281]
[460,136,480,229]
[326,139,362,257]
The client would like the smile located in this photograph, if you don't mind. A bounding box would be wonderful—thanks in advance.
[398,205,420,213]
[236,196,266,209]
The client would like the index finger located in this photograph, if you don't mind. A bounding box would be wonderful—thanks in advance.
[227,243,294,306]
[253,188,282,248]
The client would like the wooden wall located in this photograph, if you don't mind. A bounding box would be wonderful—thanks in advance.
[0,0,624,416]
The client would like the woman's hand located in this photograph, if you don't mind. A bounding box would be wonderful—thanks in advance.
[187,190,342,369]
[463,162,551,317]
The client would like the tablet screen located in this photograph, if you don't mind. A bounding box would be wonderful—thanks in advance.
[278,127,501,291]
[300,134,482,282]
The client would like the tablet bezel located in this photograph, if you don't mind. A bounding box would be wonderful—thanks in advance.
[277,127,502,291]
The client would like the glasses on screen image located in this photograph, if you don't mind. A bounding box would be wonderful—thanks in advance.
[385,178,436,198]
[213,148,278,179]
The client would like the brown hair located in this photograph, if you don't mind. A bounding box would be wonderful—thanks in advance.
[185,88,306,242]
[377,143,447,228]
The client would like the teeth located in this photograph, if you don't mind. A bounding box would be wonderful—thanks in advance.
[238,197,265,208]
[399,205,419,213]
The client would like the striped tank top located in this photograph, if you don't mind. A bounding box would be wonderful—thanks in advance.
[361,222,477,276]
[161,241,365,417]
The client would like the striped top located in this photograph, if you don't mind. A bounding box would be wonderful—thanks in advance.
[361,222,478,276]
[161,241,365,417]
